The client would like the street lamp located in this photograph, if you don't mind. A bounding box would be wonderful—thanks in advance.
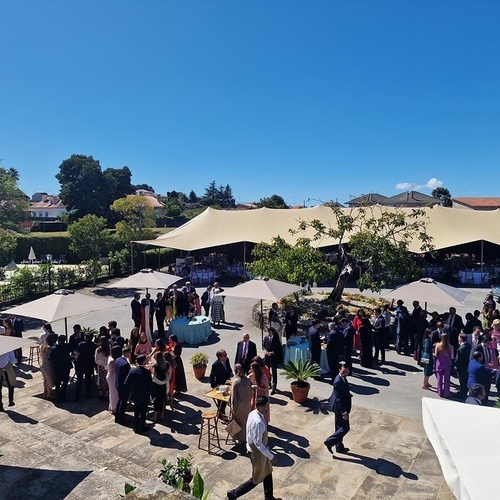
[47,254,53,292]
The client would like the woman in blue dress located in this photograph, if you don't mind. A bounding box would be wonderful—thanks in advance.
[421,328,434,389]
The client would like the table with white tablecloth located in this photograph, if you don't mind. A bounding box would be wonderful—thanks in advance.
[168,315,212,344]
[458,270,489,285]
[283,338,329,374]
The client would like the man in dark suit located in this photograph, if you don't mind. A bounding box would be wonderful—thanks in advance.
[155,292,167,339]
[442,307,464,351]
[431,322,446,345]
[454,334,472,400]
[124,354,153,433]
[74,332,97,400]
[68,324,84,352]
[200,285,212,316]
[467,351,496,406]
[465,383,485,405]
[115,346,132,424]
[130,293,141,328]
[284,306,299,341]
[343,317,355,373]
[210,349,233,415]
[324,362,352,456]
[50,335,73,403]
[234,333,257,375]
[11,315,24,364]
[326,322,345,377]
[263,327,283,394]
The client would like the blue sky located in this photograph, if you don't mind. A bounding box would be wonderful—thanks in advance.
[1,1,499,206]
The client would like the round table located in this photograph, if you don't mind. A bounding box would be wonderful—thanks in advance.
[168,315,212,345]
[283,338,329,374]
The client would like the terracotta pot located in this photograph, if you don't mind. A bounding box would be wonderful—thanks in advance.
[193,366,207,380]
[290,381,310,404]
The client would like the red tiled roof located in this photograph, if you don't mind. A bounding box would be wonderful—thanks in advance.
[453,197,500,208]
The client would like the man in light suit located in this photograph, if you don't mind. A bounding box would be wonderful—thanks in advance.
[465,383,485,405]
[234,333,257,375]
[324,362,352,457]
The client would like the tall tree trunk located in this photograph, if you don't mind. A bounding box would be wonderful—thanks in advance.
[329,263,353,303]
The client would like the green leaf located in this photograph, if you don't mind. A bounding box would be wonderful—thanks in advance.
[124,483,136,495]
[192,469,205,499]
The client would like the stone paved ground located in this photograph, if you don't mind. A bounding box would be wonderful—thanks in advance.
[1,284,483,500]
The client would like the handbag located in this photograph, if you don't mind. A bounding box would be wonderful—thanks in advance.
[420,357,429,365]
[225,419,242,438]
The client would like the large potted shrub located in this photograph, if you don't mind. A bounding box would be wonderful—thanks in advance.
[280,359,321,404]
[190,352,209,380]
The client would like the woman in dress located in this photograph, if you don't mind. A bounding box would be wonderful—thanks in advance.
[252,355,272,382]
[128,327,140,363]
[3,318,13,336]
[148,338,167,362]
[40,333,57,399]
[165,288,174,325]
[106,344,122,414]
[249,362,270,424]
[192,292,202,316]
[421,328,434,390]
[140,293,154,342]
[95,336,110,400]
[164,351,176,405]
[351,309,364,352]
[152,351,170,421]
[230,364,253,444]
[169,335,187,394]
[358,316,374,368]
[210,289,225,326]
[40,323,55,344]
[135,332,152,358]
[434,332,454,398]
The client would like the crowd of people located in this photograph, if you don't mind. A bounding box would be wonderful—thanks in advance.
[35,321,188,433]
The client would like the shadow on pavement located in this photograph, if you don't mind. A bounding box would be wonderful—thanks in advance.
[268,425,310,463]
[0,465,92,497]
[348,383,380,395]
[383,359,422,373]
[7,410,38,424]
[147,429,190,450]
[334,452,418,479]
[355,375,390,387]
[303,397,330,416]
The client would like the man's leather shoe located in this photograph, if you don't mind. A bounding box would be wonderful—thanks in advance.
[336,447,350,454]
[270,388,276,395]
[227,490,237,500]
[324,440,333,454]
[8,401,14,407]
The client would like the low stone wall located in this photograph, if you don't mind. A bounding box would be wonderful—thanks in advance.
[126,479,195,499]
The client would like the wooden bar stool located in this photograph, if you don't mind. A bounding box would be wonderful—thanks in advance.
[198,411,220,453]
[28,345,40,367]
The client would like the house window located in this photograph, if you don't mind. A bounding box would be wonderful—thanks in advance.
[39,212,43,217]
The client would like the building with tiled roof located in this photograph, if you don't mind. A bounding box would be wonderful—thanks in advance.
[452,197,500,211]
[130,190,165,214]
[29,193,68,220]
[346,193,389,207]
[385,190,440,207]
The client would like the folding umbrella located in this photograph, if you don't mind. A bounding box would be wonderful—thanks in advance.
[0,336,37,356]
[383,278,470,310]
[221,277,303,345]
[28,246,36,262]
[2,289,125,337]
[106,268,182,293]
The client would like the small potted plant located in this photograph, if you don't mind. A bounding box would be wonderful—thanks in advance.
[280,359,321,404]
[190,352,209,380]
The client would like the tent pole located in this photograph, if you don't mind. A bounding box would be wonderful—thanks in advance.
[64,317,68,340]
[480,240,484,277]
[243,241,247,282]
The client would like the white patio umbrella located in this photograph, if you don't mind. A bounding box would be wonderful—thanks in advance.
[2,289,125,338]
[383,278,470,310]
[28,246,36,262]
[106,268,182,293]
[0,336,38,356]
[3,260,18,271]
[221,277,303,345]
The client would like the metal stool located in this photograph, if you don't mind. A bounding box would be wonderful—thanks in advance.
[28,345,40,367]
[198,411,220,453]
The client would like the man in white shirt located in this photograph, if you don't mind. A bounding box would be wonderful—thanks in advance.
[227,396,281,500]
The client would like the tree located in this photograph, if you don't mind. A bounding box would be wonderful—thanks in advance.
[0,167,30,231]
[133,183,155,192]
[294,205,434,303]
[111,195,157,244]
[249,236,336,286]
[256,195,289,209]
[0,228,18,267]
[431,187,453,207]
[56,155,134,222]
[201,181,235,208]
[68,215,110,286]
[188,190,198,203]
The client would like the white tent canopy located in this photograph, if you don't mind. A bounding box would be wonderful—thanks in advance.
[136,205,500,253]
[423,397,500,499]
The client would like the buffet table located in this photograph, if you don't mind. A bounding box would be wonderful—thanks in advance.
[283,338,329,374]
[168,315,212,344]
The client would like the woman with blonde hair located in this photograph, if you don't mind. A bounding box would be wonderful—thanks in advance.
[434,332,454,398]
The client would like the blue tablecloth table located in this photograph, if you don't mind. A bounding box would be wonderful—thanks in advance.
[168,315,212,345]
[283,338,329,374]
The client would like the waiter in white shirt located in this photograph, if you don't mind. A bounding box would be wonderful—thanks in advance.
[227,396,281,500]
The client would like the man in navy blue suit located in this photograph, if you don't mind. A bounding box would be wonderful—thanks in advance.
[467,351,496,406]
[124,354,153,433]
[324,362,352,456]
[115,346,131,424]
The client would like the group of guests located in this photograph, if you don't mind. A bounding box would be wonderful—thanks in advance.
[37,320,188,429]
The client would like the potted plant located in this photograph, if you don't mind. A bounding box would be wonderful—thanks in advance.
[280,359,321,404]
[190,352,209,380]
